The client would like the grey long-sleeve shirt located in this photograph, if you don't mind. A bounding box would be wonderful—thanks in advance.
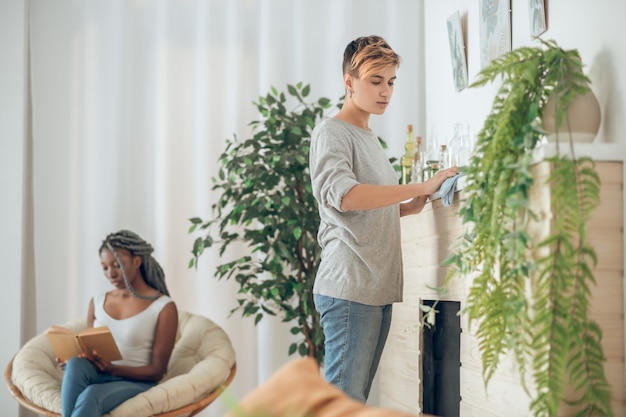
[309,117,403,306]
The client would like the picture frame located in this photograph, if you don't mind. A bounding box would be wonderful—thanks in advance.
[479,0,512,69]
[529,0,547,38]
[447,11,468,92]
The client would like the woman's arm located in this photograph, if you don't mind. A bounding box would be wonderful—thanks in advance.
[399,195,428,217]
[340,167,458,212]
[88,302,179,382]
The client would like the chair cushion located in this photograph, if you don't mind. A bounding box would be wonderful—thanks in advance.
[221,357,426,417]
[10,311,236,417]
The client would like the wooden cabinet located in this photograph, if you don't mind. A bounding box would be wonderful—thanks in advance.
[379,161,624,416]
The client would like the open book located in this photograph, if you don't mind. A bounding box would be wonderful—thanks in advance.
[46,326,123,362]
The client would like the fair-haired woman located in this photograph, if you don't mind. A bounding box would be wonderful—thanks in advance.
[59,230,178,417]
[309,35,457,402]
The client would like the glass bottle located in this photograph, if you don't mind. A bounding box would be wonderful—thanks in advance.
[411,135,423,183]
[400,124,415,184]
[423,161,439,181]
[439,144,450,169]
[448,123,463,167]
[423,135,439,181]
[452,123,471,167]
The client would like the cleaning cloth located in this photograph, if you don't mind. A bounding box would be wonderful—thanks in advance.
[438,173,464,207]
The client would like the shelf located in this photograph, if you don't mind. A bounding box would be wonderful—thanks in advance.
[532,141,626,162]
[429,142,626,202]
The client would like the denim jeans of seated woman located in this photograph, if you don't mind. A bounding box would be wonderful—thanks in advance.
[314,294,393,403]
[61,357,156,417]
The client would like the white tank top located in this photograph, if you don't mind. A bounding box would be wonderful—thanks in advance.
[93,292,173,367]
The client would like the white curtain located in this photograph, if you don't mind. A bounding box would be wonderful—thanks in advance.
[6,1,425,416]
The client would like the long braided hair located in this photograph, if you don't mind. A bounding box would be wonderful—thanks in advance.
[99,230,169,300]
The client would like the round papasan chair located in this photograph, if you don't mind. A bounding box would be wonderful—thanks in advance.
[5,310,236,417]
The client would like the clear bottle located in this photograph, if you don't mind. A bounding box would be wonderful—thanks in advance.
[400,124,415,184]
[459,124,474,167]
[439,144,450,169]
[448,123,463,167]
[425,135,439,163]
[423,135,439,181]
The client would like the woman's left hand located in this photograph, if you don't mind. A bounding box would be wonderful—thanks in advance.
[82,350,113,374]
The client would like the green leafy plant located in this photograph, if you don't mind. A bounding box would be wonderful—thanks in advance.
[441,39,611,416]
[188,83,336,364]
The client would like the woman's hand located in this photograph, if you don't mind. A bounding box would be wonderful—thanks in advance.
[400,167,459,217]
[55,357,68,370]
[421,166,458,195]
[82,350,114,374]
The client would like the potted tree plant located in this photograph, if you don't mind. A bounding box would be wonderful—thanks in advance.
[188,83,335,364]
[440,39,611,416]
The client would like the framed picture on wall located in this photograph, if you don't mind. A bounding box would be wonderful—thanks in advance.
[479,0,511,69]
[447,11,468,92]
[529,0,547,38]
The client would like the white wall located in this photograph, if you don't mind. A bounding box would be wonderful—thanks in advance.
[423,0,625,148]
[0,1,34,416]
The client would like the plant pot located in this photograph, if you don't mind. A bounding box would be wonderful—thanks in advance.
[542,89,601,143]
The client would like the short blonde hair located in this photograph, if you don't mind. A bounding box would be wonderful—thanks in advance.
[342,35,401,79]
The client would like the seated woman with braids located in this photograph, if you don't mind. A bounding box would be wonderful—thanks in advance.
[58,230,178,417]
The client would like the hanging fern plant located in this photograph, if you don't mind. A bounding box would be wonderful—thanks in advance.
[441,39,611,416]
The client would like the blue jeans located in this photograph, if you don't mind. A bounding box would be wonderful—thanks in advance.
[61,357,156,417]
[314,294,392,403]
